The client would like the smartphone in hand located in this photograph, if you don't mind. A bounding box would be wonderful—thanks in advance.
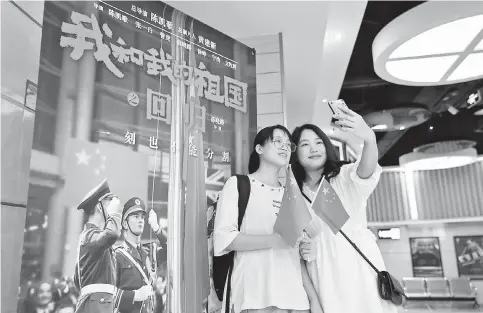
[328,99,347,124]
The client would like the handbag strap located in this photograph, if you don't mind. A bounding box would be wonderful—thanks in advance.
[338,230,380,274]
[301,191,380,274]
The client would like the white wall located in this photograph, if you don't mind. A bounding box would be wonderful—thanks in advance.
[375,222,483,304]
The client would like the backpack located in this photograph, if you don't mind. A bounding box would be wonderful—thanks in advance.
[207,175,250,313]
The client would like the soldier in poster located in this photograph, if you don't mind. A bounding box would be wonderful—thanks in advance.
[73,179,123,313]
[114,197,168,313]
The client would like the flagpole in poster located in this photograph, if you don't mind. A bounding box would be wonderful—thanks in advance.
[167,9,185,313]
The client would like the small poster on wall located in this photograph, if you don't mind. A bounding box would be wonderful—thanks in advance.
[410,237,444,277]
[454,236,483,279]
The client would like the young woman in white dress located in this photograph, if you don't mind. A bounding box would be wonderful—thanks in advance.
[214,125,323,313]
[292,104,398,313]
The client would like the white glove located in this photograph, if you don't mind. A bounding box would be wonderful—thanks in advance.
[105,197,121,215]
[134,285,153,302]
[148,210,160,233]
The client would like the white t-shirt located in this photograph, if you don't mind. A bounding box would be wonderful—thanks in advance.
[303,160,398,313]
[213,175,310,313]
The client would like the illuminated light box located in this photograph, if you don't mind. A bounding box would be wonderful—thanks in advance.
[388,15,483,59]
[385,56,458,83]
[476,37,483,51]
[447,52,483,81]
[373,1,483,86]
[377,228,401,240]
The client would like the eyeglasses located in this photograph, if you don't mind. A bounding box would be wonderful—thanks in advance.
[271,138,297,152]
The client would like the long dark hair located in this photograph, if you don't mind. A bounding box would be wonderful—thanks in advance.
[248,125,292,174]
[290,124,349,188]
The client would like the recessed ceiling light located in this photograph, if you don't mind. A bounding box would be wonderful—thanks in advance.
[386,56,458,83]
[447,106,459,115]
[475,108,483,116]
[372,124,388,130]
[429,126,434,130]
[448,52,483,81]
[373,2,483,86]
[400,126,406,130]
[450,89,460,97]
[389,14,483,59]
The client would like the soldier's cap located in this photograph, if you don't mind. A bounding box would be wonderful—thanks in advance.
[122,197,146,222]
[77,178,113,212]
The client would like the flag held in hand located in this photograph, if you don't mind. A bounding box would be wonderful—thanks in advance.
[274,166,312,247]
[311,178,349,234]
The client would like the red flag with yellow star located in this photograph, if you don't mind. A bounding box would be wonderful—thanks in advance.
[61,139,149,207]
[311,179,350,234]
[274,166,312,247]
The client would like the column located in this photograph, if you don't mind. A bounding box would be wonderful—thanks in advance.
[310,1,368,148]
[233,41,252,174]
[59,1,98,278]
[41,47,77,280]
[240,34,285,132]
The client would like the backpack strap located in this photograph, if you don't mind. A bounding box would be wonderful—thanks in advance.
[235,175,250,229]
[225,175,250,313]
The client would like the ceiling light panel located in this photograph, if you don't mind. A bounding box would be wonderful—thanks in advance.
[474,37,483,51]
[389,14,483,59]
[448,52,483,81]
[386,56,458,83]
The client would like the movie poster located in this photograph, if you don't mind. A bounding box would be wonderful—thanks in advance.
[410,237,444,277]
[17,1,256,313]
[454,236,483,279]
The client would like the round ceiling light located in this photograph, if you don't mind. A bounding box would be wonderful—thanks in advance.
[373,2,483,86]
[399,140,478,170]
[363,106,430,132]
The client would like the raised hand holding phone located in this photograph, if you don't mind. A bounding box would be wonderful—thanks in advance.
[333,101,375,142]
[328,99,346,118]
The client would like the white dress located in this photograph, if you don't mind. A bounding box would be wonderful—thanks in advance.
[214,176,310,313]
[302,159,398,313]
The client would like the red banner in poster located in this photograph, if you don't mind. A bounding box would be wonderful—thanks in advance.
[62,139,149,207]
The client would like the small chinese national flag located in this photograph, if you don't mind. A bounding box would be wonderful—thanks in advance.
[311,179,350,234]
[274,166,312,247]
